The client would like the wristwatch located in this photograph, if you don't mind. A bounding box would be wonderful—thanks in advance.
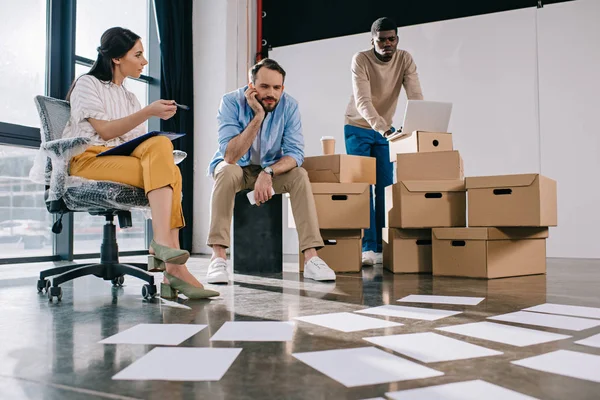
[263,166,274,177]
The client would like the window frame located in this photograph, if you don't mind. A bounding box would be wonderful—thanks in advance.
[0,0,160,264]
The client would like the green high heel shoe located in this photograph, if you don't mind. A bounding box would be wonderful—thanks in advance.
[150,239,189,265]
[160,272,220,300]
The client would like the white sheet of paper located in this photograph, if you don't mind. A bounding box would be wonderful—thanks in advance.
[575,333,600,349]
[488,311,600,331]
[386,379,539,400]
[292,347,443,387]
[113,347,242,381]
[437,321,571,347]
[294,312,402,332]
[210,321,295,341]
[512,350,600,383]
[364,332,502,363]
[99,324,207,346]
[397,295,484,306]
[523,303,600,319]
[356,305,462,321]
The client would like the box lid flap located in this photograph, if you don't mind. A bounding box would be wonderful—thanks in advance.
[321,229,363,239]
[302,155,342,174]
[401,180,465,192]
[465,174,538,189]
[387,131,414,143]
[391,228,432,239]
[306,170,339,183]
[433,227,549,240]
[311,182,370,195]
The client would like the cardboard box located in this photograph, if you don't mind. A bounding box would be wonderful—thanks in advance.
[388,131,453,157]
[299,230,362,273]
[302,155,376,184]
[311,183,370,229]
[466,174,557,227]
[394,151,464,182]
[383,228,432,274]
[432,227,548,279]
[386,180,466,228]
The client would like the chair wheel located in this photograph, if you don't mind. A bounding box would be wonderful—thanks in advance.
[111,276,125,287]
[142,284,157,299]
[48,286,62,302]
[37,279,50,293]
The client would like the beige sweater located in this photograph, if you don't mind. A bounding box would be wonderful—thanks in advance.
[345,48,424,134]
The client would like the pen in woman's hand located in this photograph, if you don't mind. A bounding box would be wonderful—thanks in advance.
[173,102,190,110]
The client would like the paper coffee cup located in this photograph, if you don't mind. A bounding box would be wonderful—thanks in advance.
[320,136,335,155]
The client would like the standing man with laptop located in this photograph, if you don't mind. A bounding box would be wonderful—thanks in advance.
[344,17,424,266]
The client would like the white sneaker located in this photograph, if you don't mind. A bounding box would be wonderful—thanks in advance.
[207,257,230,284]
[374,252,383,264]
[362,251,376,266]
[303,256,336,281]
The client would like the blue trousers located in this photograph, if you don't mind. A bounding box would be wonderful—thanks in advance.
[344,124,393,253]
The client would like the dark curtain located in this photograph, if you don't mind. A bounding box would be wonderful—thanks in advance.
[154,0,195,252]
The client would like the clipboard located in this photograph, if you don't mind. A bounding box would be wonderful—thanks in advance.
[96,131,185,157]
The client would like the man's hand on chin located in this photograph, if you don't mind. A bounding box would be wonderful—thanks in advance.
[254,171,274,206]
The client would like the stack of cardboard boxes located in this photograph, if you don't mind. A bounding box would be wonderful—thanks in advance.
[290,155,376,272]
[383,131,466,274]
[432,174,557,278]
[384,130,558,279]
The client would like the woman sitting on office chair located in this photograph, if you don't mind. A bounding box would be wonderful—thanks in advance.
[63,27,218,299]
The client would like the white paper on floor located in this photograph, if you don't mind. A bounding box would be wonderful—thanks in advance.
[99,324,207,346]
[355,305,462,321]
[294,312,403,333]
[437,321,571,347]
[386,379,539,400]
[113,347,242,381]
[292,347,443,387]
[523,303,600,319]
[210,321,295,342]
[488,311,600,331]
[397,295,484,306]
[512,350,600,383]
[364,332,502,363]
[575,332,600,349]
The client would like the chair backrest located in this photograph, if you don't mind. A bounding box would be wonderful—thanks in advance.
[34,95,71,143]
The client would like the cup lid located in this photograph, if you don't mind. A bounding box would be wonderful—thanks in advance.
[320,136,335,140]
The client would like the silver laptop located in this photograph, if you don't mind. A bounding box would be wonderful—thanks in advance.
[387,100,453,141]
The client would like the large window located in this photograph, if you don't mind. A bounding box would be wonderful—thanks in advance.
[73,0,153,254]
[0,145,53,258]
[0,0,47,127]
[0,0,159,264]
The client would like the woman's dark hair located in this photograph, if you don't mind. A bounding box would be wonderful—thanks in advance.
[66,27,141,101]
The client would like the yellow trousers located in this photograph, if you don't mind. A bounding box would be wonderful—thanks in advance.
[69,136,185,229]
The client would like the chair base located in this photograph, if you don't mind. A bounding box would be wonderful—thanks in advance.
[38,213,156,301]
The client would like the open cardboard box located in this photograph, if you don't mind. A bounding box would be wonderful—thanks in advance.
[299,229,362,273]
[388,131,453,157]
[432,227,548,279]
[466,174,557,227]
[383,228,432,274]
[386,180,466,228]
[302,155,376,184]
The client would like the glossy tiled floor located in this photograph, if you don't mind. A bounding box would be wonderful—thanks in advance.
[1,256,599,399]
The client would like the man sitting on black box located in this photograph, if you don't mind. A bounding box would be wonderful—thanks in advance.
[344,17,424,266]
[205,58,336,283]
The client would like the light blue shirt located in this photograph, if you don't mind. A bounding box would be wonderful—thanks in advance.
[207,86,305,176]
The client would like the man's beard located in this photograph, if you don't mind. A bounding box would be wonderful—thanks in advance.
[259,97,279,113]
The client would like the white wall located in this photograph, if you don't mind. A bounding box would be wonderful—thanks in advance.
[538,0,600,258]
[270,1,600,258]
[192,0,256,254]
[271,7,541,255]
[192,0,600,259]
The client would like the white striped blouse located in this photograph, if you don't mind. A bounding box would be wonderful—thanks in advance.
[62,74,146,147]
